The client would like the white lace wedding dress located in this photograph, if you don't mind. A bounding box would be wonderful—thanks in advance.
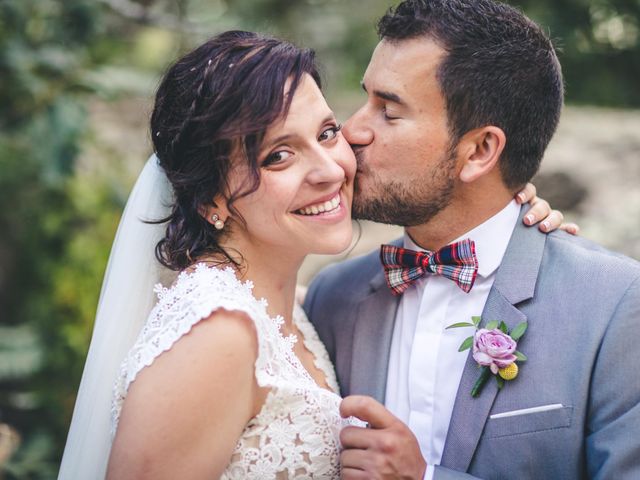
[111,263,359,479]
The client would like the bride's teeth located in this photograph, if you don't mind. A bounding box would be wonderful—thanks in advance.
[297,194,341,215]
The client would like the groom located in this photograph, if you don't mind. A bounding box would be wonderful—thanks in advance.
[304,0,640,479]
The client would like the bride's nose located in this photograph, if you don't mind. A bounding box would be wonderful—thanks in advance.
[305,145,346,185]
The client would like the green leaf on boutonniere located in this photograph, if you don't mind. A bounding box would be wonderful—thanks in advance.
[446,322,475,329]
[485,320,499,330]
[510,322,528,341]
[458,336,474,352]
[471,367,492,397]
[514,351,528,361]
[449,315,528,399]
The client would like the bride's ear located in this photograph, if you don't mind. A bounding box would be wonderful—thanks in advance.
[200,196,231,228]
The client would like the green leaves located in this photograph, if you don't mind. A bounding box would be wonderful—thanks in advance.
[471,367,492,397]
[483,320,509,332]
[514,351,528,362]
[449,316,529,399]
[510,322,528,341]
[483,320,497,330]
[446,322,475,329]
[458,336,474,352]
[444,317,476,352]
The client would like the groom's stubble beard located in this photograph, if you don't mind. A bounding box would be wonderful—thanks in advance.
[351,148,458,227]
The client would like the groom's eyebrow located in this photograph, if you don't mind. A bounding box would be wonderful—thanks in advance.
[360,81,406,107]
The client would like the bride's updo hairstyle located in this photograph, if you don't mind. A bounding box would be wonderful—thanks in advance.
[151,31,321,270]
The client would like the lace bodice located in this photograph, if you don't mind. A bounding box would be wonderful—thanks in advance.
[111,264,359,478]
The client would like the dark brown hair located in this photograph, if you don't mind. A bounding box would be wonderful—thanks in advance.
[377,0,564,189]
[150,30,321,270]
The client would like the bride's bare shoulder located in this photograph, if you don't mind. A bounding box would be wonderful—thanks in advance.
[108,308,259,479]
[129,307,259,395]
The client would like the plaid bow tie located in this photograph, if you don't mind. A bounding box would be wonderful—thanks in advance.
[380,239,478,295]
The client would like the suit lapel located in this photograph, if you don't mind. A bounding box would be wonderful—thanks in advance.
[440,207,547,471]
[440,291,527,470]
[349,244,402,403]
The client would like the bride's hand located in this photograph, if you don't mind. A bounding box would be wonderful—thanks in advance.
[515,182,580,235]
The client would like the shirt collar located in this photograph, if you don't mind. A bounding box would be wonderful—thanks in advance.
[403,200,520,278]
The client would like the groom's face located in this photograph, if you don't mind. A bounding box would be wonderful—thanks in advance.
[344,37,459,226]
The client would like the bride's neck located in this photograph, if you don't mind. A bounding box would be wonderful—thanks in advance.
[202,247,302,328]
[243,259,300,328]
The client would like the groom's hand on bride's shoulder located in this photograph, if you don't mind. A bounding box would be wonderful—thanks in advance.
[340,395,426,480]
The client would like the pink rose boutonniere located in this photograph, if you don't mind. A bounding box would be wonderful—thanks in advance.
[446,316,528,397]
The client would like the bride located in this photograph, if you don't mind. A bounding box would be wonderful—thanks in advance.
[59,30,562,479]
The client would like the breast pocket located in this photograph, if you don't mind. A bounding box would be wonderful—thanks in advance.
[483,405,573,439]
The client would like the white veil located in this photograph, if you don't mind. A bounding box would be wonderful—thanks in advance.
[58,155,176,479]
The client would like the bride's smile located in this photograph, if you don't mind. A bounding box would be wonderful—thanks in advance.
[216,73,356,262]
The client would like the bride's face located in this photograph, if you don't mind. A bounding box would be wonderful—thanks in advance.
[224,73,355,259]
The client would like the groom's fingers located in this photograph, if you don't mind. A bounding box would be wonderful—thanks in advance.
[340,448,370,470]
[340,395,396,429]
[341,467,370,480]
[340,425,374,449]
[340,396,428,478]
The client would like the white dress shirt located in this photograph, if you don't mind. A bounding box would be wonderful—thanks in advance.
[384,200,520,479]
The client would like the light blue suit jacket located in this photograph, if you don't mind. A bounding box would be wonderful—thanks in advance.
[304,207,640,479]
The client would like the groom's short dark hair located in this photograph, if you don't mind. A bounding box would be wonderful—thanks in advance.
[378,0,564,189]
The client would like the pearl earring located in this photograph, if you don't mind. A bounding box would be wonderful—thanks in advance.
[211,214,225,230]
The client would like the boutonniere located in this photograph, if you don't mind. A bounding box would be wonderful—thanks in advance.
[446,316,527,397]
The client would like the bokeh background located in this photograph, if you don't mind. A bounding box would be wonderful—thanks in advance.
[0,0,639,477]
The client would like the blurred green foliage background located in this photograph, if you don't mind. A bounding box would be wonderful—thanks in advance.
[0,0,639,477]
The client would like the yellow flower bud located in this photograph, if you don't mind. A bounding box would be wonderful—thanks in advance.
[498,363,518,380]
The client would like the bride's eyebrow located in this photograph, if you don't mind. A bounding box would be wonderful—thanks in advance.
[319,112,337,125]
[262,112,336,148]
[265,133,293,147]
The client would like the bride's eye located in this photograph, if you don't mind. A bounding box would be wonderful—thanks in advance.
[262,150,292,167]
[318,124,342,142]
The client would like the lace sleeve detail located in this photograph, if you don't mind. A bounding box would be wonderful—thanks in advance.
[110,265,292,438]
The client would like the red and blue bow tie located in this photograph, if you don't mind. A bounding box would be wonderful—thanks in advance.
[380,239,478,295]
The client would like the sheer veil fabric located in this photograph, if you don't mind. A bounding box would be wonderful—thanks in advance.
[58,155,176,479]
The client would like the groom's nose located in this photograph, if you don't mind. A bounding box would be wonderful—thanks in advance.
[343,105,374,149]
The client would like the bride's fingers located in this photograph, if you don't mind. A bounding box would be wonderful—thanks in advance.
[560,222,580,236]
[538,209,564,232]
[516,182,537,204]
[522,197,551,226]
